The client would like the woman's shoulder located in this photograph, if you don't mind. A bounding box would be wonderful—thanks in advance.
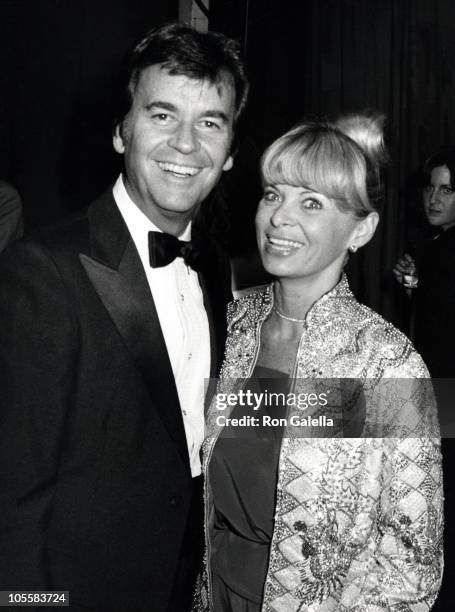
[352,301,429,377]
[232,283,271,300]
[227,284,272,321]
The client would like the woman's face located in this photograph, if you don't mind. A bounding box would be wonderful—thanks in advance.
[423,165,455,231]
[255,183,361,284]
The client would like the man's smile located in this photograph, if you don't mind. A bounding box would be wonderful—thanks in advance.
[156,160,202,177]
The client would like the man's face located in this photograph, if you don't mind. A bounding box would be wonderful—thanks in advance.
[113,65,235,234]
[423,165,455,231]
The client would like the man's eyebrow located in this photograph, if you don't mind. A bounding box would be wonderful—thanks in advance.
[199,110,229,123]
[144,101,177,112]
[143,102,230,124]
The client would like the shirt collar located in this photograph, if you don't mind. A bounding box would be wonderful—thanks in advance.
[113,174,192,240]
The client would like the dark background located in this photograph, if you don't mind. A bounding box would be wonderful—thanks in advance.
[0,0,178,228]
[212,0,455,324]
[0,0,453,606]
[2,0,455,323]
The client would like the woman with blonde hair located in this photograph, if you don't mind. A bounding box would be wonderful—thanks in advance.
[195,114,443,611]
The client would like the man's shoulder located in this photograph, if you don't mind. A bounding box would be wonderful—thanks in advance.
[39,208,89,244]
[0,213,88,289]
[3,210,88,269]
[6,188,115,257]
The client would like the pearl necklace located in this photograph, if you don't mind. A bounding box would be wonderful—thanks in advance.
[273,306,305,324]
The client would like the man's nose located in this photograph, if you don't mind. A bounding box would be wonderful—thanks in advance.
[168,122,200,155]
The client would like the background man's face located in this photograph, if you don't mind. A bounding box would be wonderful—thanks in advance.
[113,64,235,233]
[423,165,455,231]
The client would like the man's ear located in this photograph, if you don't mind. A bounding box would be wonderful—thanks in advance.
[222,155,234,172]
[113,123,125,154]
[351,212,379,249]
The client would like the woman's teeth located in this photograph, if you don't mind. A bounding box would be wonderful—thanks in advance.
[268,236,303,250]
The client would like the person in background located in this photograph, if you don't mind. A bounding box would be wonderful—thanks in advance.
[194,114,443,611]
[394,147,455,611]
[0,180,23,252]
[394,147,455,377]
[0,22,248,612]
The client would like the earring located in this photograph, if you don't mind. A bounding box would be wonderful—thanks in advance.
[349,244,358,253]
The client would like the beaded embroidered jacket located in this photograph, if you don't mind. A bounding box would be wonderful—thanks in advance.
[196,276,443,612]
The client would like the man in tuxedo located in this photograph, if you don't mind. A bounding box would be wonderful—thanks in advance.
[0,22,248,611]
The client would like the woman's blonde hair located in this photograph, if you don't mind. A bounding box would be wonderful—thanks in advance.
[261,112,388,218]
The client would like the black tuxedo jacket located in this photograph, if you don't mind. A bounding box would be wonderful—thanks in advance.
[0,189,231,610]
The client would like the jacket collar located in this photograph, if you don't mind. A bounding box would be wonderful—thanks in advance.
[86,188,130,269]
[80,189,191,473]
[252,274,354,329]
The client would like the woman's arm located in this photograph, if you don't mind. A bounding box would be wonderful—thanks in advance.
[340,359,443,610]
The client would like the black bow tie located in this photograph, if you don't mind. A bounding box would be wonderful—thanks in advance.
[148,231,200,270]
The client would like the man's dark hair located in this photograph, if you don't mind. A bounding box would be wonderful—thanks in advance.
[115,21,249,129]
[423,146,455,188]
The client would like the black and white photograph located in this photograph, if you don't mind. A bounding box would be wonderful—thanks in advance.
[0,1,453,610]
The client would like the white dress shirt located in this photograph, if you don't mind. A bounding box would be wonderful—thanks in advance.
[113,175,210,477]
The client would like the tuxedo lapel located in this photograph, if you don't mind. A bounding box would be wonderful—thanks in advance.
[197,270,217,380]
[80,191,189,471]
[195,233,231,380]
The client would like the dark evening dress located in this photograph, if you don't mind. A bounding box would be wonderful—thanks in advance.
[209,366,288,611]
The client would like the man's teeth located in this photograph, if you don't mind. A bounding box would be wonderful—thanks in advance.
[157,161,199,176]
[269,237,302,248]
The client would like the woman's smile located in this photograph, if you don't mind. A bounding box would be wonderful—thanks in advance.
[265,233,304,256]
[256,183,361,284]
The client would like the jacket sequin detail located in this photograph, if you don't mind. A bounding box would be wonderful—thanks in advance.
[196,276,443,611]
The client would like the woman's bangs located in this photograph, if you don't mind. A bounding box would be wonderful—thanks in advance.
[262,133,354,202]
